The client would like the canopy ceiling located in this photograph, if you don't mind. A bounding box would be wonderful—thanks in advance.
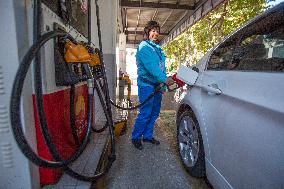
[119,0,225,47]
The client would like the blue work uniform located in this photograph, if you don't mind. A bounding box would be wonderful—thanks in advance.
[132,40,167,140]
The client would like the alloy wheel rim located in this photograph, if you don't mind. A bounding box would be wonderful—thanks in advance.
[178,115,199,167]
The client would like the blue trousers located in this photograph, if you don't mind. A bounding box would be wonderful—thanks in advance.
[132,85,162,140]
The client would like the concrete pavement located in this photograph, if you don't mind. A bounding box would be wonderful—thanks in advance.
[104,111,210,189]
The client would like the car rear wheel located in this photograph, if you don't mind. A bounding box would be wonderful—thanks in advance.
[177,110,205,177]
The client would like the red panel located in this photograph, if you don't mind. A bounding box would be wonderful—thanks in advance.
[33,84,95,185]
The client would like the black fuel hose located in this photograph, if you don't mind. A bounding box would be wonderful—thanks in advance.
[37,0,115,180]
[94,49,164,111]
[65,77,117,181]
[37,0,114,180]
[82,64,110,133]
[99,78,164,110]
[92,122,108,133]
[32,28,112,179]
[109,86,163,110]
[10,30,94,168]
[94,0,116,161]
[91,80,109,133]
[10,29,114,181]
[10,0,115,181]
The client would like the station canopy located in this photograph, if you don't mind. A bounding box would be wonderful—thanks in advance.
[119,0,225,47]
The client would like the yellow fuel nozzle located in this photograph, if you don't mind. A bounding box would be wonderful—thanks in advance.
[64,41,91,63]
[121,75,131,84]
[89,53,101,67]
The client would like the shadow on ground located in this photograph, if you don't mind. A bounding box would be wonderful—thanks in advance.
[101,103,211,189]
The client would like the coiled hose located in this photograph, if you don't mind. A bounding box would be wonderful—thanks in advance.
[10,30,115,181]
[10,30,94,168]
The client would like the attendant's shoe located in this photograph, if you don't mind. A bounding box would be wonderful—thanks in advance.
[143,138,160,145]
[132,139,143,150]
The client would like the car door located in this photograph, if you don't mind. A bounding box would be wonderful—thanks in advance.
[199,8,284,189]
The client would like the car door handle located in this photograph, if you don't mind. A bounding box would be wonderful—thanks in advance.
[195,83,222,95]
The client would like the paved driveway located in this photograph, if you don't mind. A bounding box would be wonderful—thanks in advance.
[104,110,211,189]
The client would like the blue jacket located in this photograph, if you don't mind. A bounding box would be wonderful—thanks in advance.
[136,40,167,87]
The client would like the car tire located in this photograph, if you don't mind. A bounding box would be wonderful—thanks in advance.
[177,110,206,177]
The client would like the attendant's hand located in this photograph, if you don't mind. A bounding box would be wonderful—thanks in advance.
[165,76,175,86]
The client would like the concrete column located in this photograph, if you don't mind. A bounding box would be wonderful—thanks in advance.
[117,33,127,100]
[118,33,127,74]
[91,0,118,120]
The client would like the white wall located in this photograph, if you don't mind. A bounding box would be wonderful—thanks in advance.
[0,1,39,188]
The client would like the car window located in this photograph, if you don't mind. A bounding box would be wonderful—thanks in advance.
[233,27,284,72]
[207,43,237,70]
[207,10,284,72]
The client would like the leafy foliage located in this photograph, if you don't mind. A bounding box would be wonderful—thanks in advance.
[163,0,268,73]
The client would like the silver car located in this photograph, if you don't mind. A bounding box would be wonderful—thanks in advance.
[176,3,284,189]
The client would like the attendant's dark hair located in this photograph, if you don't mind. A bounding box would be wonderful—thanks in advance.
[144,20,160,40]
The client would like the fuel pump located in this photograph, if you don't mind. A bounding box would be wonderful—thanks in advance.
[10,30,117,182]
[9,0,116,185]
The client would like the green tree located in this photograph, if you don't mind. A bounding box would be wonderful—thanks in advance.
[163,0,267,73]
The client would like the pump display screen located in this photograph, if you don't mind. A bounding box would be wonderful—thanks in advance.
[42,0,89,38]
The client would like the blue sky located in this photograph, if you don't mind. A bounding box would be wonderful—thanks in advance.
[268,0,284,6]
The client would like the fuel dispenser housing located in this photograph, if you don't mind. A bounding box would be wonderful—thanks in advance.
[1,0,119,187]
[30,5,95,185]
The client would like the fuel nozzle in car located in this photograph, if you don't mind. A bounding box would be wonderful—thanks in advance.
[176,65,199,86]
[172,73,186,87]
[166,73,186,92]
[165,65,199,92]
[175,65,221,94]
